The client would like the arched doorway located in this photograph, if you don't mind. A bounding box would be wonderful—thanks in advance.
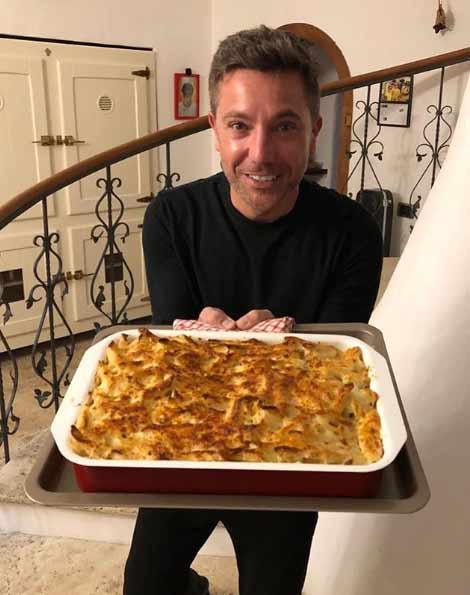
[278,23,352,193]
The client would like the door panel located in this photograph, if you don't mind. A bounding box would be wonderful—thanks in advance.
[0,230,63,341]
[65,219,147,323]
[0,55,55,220]
[58,61,152,215]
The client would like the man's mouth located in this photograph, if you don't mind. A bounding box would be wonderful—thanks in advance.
[245,174,279,182]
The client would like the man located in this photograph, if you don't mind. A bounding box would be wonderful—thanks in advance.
[124,25,382,595]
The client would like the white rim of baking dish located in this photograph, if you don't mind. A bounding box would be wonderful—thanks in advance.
[51,328,407,473]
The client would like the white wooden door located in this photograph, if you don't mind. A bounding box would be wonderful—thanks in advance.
[0,54,55,220]
[58,59,152,215]
[0,38,157,349]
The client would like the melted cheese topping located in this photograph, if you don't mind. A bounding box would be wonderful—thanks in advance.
[69,329,383,465]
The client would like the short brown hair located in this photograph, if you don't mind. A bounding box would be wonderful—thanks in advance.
[209,25,320,119]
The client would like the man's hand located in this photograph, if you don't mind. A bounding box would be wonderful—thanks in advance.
[198,307,274,330]
[198,307,237,330]
[236,309,274,330]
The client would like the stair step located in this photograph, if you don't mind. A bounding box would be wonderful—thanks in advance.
[0,532,238,595]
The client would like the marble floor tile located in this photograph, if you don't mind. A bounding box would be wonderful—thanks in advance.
[0,533,238,595]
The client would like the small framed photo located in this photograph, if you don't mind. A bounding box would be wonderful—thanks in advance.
[174,72,200,120]
[377,75,413,127]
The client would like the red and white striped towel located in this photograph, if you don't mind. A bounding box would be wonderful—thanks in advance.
[173,316,295,333]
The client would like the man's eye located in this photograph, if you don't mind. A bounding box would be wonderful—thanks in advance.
[278,122,296,132]
[228,121,246,131]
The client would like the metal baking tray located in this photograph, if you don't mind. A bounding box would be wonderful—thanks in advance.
[53,327,407,497]
[25,323,430,513]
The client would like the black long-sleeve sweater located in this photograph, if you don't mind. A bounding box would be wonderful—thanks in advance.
[142,172,383,325]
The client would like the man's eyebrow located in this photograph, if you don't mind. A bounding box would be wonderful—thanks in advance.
[221,109,302,121]
[274,110,302,120]
[222,111,249,121]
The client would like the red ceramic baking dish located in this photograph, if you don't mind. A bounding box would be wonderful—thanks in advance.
[51,329,407,497]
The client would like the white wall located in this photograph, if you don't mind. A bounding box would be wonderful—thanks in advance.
[211,0,470,255]
[0,0,214,185]
[211,0,470,73]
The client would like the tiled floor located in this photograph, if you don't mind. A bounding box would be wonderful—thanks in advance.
[0,533,238,595]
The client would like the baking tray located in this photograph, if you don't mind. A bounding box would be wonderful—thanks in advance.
[25,323,430,513]
[53,327,407,498]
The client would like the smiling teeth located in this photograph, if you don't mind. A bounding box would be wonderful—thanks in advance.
[248,174,277,181]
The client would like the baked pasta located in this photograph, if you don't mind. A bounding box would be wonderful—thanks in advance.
[70,329,383,464]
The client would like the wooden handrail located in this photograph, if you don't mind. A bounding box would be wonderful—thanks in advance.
[0,47,468,231]
[322,47,469,96]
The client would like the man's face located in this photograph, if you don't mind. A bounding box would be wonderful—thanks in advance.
[209,69,322,222]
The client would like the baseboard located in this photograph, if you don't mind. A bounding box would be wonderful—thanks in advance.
[0,502,235,556]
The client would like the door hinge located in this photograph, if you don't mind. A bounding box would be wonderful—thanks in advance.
[132,66,150,79]
[136,192,155,203]
[32,135,55,146]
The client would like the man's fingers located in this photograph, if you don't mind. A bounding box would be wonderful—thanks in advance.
[198,306,237,329]
[236,309,274,330]
[198,307,274,330]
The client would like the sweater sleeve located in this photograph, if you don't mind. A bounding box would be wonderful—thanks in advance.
[142,196,200,324]
[316,208,383,324]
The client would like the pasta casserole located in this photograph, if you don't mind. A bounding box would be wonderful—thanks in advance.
[70,329,383,465]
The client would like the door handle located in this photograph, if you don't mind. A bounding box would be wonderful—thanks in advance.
[32,135,55,146]
[64,135,86,146]
[57,270,93,281]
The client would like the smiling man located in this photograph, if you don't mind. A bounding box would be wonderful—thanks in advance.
[124,25,383,595]
[209,68,322,223]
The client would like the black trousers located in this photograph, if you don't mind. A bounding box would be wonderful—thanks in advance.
[123,508,318,595]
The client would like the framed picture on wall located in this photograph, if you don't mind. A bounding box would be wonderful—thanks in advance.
[174,71,200,120]
[377,75,414,127]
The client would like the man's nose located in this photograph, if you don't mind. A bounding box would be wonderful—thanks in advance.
[249,127,273,163]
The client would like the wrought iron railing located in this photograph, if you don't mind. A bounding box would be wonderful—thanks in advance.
[337,59,467,248]
[0,47,468,463]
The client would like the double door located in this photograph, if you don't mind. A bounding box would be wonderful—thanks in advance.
[0,37,158,348]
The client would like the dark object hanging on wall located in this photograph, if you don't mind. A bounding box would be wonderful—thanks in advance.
[433,1,447,34]
[356,189,394,257]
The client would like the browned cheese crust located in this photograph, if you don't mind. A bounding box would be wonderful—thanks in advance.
[69,329,383,464]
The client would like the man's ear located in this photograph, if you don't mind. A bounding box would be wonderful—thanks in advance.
[309,116,323,156]
[312,116,322,139]
[208,112,220,153]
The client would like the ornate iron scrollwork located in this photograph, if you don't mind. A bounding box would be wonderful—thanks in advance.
[156,142,181,191]
[90,165,135,330]
[26,198,75,412]
[344,85,385,197]
[157,171,181,190]
[0,281,20,464]
[407,67,452,228]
